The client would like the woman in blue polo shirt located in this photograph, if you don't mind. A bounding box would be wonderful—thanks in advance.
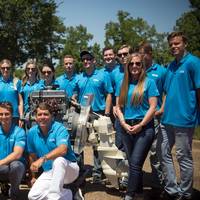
[0,59,23,127]
[116,53,159,200]
[20,59,43,115]
[41,60,57,88]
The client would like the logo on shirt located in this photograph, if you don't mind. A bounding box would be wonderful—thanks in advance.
[179,70,185,73]
[93,79,99,82]
[49,138,56,142]
[152,74,158,77]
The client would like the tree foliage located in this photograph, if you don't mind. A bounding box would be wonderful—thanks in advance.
[174,0,200,57]
[0,0,65,66]
[104,10,171,64]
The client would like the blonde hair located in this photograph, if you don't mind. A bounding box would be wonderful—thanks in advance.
[22,59,39,86]
[119,53,146,107]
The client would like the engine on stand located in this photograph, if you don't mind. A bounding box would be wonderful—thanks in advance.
[26,87,128,191]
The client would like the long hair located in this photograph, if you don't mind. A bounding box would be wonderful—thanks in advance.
[119,53,146,107]
[22,59,39,86]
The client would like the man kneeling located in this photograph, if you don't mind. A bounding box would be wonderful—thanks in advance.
[27,102,79,200]
[0,102,26,200]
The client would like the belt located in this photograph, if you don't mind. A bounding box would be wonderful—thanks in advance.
[125,119,142,126]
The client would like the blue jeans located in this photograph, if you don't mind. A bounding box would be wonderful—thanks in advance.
[121,120,155,197]
[159,124,194,199]
[0,160,25,200]
[149,117,164,187]
[115,118,124,151]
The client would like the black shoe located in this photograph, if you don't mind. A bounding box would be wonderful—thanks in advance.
[160,190,182,200]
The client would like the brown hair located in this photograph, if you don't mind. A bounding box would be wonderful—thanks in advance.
[138,41,153,54]
[167,31,188,44]
[0,101,13,114]
[119,53,146,107]
[36,102,53,115]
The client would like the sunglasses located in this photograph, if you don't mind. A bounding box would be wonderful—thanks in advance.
[42,71,52,75]
[1,67,11,71]
[129,62,142,67]
[64,62,73,65]
[117,52,129,58]
[26,67,36,71]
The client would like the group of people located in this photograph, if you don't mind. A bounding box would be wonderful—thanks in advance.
[0,31,199,200]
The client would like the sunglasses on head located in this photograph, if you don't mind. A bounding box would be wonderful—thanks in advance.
[117,52,129,58]
[129,62,142,67]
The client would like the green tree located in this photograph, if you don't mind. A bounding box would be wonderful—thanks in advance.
[0,0,65,66]
[104,10,171,64]
[174,0,200,57]
[60,25,99,73]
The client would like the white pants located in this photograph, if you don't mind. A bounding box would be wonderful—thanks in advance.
[28,157,79,200]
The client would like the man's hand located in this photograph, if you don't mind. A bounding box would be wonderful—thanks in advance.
[30,157,44,172]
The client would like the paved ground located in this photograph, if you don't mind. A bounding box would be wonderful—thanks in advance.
[0,140,200,200]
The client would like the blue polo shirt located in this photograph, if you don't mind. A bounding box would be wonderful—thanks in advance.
[110,65,124,96]
[146,63,166,109]
[27,121,76,171]
[0,77,21,117]
[162,53,200,127]
[55,73,79,98]
[116,77,159,119]
[20,80,44,114]
[0,125,26,162]
[75,68,113,112]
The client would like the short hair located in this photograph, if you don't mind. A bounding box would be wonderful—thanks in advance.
[0,59,12,68]
[138,41,153,54]
[63,55,74,60]
[102,47,116,55]
[0,101,13,114]
[167,31,188,43]
[118,44,133,54]
[36,102,53,115]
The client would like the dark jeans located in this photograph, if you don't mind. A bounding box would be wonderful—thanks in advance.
[0,160,25,200]
[121,120,155,197]
[115,118,124,151]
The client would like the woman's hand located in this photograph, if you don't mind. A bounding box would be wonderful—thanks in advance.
[130,123,143,134]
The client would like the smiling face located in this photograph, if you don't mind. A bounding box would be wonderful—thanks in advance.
[35,108,52,131]
[168,36,187,58]
[26,63,37,79]
[128,55,143,80]
[0,106,12,132]
[117,47,130,65]
[42,65,54,85]
[103,49,115,65]
[0,62,12,80]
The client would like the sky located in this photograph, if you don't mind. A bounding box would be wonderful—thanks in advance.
[55,0,191,47]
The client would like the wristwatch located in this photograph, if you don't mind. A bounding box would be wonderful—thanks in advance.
[41,155,47,163]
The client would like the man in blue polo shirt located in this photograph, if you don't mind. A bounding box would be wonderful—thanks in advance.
[27,102,79,200]
[56,55,79,98]
[161,32,200,200]
[139,42,166,192]
[73,50,113,183]
[0,102,26,200]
